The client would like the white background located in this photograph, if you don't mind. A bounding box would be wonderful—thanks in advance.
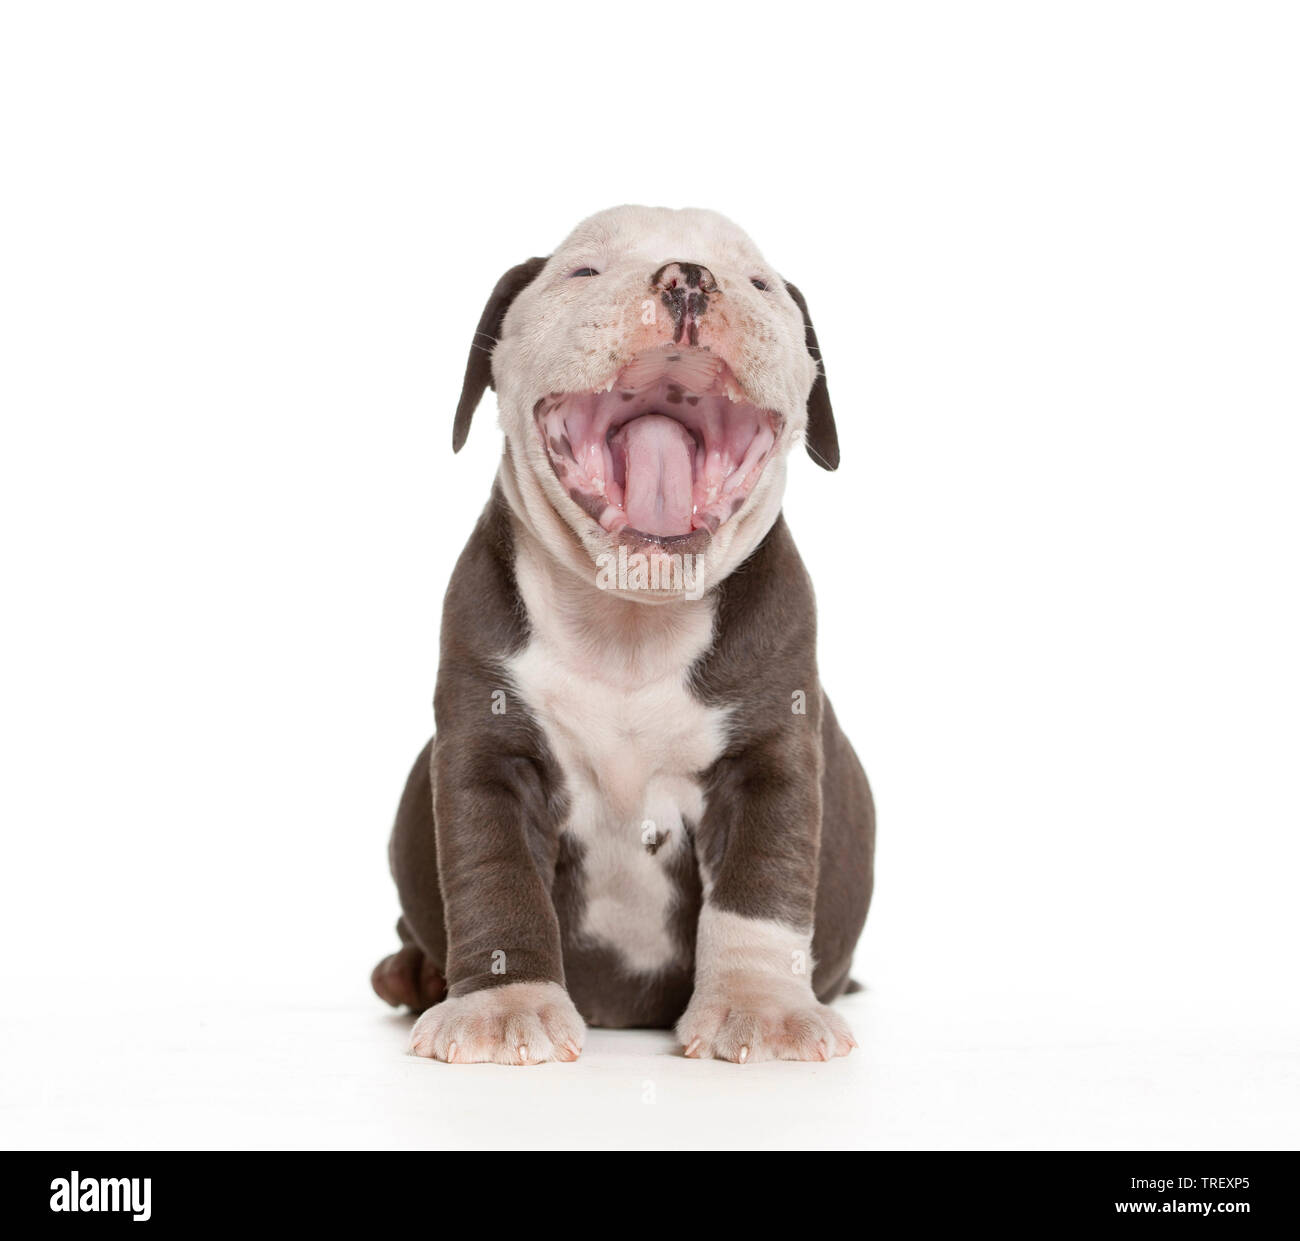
[2,2,1297,1150]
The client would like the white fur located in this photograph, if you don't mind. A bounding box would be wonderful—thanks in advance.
[677,908,855,1063]
[691,906,814,990]
[507,523,729,975]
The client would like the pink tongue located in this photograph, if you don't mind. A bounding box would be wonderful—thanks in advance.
[619,414,695,536]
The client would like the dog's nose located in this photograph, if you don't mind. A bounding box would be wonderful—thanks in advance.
[650,262,718,294]
[651,262,717,345]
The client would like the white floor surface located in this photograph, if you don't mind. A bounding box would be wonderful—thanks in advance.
[4,973,1295,1152]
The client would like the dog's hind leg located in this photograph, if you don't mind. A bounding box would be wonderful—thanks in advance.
[371,738,448,1012]
[811,694,875,1003]
[371,918,446,1011]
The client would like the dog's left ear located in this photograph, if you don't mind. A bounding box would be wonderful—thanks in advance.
[783,281,840,471]
[452,256,549,453]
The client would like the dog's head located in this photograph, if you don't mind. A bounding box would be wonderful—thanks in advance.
[453,206,838,596]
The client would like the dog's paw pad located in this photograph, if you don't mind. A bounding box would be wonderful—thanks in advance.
[676,985,855,1064]
[409,981,585,1065]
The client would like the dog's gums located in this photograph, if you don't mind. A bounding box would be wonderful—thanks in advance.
[534,346,780,544]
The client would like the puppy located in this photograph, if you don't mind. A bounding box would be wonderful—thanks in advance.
[372,206,875,1064]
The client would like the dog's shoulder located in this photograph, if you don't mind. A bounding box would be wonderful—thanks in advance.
[691,513,819,729]
[440,481,529,664]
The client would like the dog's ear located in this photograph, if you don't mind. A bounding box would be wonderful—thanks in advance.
[783,281,840,471]
[452,256,549,453]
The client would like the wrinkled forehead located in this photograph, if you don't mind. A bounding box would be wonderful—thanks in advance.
[553,206,768,271]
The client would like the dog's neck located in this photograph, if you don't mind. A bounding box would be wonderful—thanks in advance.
[497,450,724,682]
[507,510,718,688]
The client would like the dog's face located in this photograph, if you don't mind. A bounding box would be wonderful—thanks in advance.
[453,206,838,596]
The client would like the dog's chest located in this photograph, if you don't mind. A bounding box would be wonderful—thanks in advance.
[507,561,727,975]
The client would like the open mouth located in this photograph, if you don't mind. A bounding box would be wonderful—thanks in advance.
[534,347,780,544]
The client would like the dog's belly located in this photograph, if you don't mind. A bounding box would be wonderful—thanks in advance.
[506,569,726,1026]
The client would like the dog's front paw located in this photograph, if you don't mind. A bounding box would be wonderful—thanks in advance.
[409,981,585,1065]
[676,981,856,1064]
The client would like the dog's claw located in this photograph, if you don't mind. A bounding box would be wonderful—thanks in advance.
[447,1041,457,1063]
[738,1045,750,1064]
[684,1038,701,1058]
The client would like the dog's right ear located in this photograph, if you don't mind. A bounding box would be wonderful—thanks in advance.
[783,280,840,471]
[452,256,549,453]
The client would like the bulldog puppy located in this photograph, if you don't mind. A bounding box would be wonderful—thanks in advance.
[372,206,875,1064]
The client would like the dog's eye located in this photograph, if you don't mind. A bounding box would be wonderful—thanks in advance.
[750,277,769,291]
[568,267,600,278]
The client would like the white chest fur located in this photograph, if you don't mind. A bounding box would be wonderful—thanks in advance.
[507,537,729,974]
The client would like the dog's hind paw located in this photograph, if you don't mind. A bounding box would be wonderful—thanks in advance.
[676,982,856,1064]
[371,943,446,1012]
[409,981,585,1066]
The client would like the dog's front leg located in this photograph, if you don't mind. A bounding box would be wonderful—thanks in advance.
[678,738,856,1063]
[408,737,583,1066]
